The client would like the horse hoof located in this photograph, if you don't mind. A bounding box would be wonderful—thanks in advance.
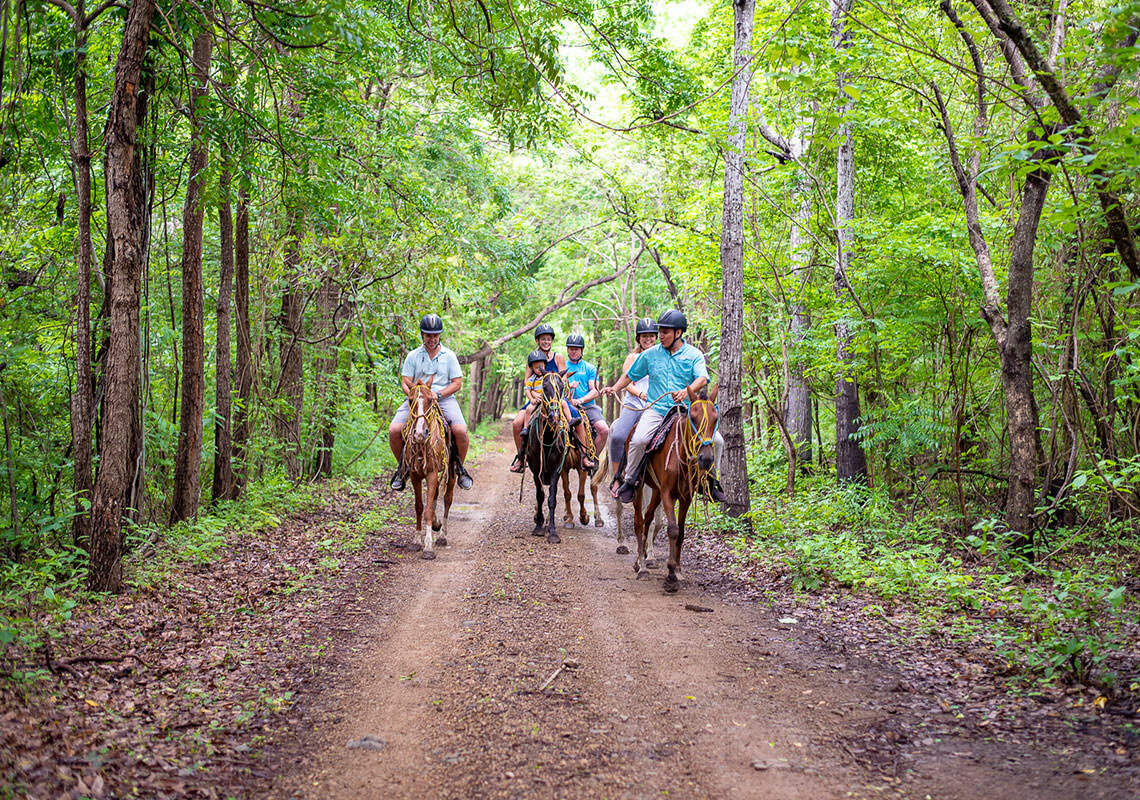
[564,520,575,528]
[421,550,436,560]
[645,558,657,569]
[594,519,605,528]
[616,545,629,555]
[531,527,545,537]
[547,532,561,544]
[663,576,679,593]
[435,536,447,547]
[431,522,442,532]
[636,569,650,581]
[409,543,423,552]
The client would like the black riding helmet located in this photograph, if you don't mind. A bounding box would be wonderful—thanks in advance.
[657,309,687,332]
[527,349,548,366]
[566,333,585,349]
[635,317,658,336]
[534,323,555,340]
[419,313,443,334]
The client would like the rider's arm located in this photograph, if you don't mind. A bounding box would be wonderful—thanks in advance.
[437,376,462,400]
[603,372,634,396]
[581,379,600,404]
[681,376,708,401]
[554,353,567,373]
[400,375,414,397]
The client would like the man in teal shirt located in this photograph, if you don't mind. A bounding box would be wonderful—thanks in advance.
[601,310,724,502]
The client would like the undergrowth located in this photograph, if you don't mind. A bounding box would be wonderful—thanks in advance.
[720,447,1140,692]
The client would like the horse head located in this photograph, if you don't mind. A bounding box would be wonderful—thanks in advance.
[540,373,566,432]
[688,394,718,473]
[408,380,434,444]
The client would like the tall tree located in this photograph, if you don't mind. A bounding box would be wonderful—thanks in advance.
[232,180,253,494]
[212,155,236,502]
[88,0,157,592]
[718,0,756,518]
[170,25,214,523]
[830,0,868,484]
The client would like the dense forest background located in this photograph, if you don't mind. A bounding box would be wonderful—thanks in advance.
[1,0,1138,687]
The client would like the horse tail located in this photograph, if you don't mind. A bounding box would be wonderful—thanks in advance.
[590,447,609,489]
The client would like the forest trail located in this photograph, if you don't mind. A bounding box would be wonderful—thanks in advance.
[274,429,1128,800]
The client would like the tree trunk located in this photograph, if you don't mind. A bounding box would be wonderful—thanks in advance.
[232,182,252,494]
[88,0,156,593]
[170,26,213,524]
[312,275,340,478]
[212,157,235,502]
[717,0,756,519]
[68,2,94,547]
[785,101,813,468]
[277,208,304,481]
[831,0,868,484]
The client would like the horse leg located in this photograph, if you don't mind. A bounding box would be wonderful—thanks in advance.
[437,473,455,547]
[615,495,629,554]
[546,468,560,544]
[408,477,424,552]
[635,486,660,580]
[577,469,588,526]
[421,474,437,560]
[660,483,681,593]
[561,468,574,527]
[588,476,602,529]
[532,468,545,535]
[672,496,691,585]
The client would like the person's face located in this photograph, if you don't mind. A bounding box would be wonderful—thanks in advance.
[659,327,679,348]
[637,332,658,350]
[422,332,441,349]
[537,334,554,350]
[567,346,583,361]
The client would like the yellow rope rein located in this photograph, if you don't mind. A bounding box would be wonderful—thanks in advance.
[405,389,449,483]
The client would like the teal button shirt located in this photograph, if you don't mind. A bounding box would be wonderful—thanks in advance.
[565,358,599,407]
[626,342,709,415]
[401,345,462,394]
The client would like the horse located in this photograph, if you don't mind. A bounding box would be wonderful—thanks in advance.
[632,392,719,592]
[404,380,456,559]
[526,372,571,543]
[560,415,606,530]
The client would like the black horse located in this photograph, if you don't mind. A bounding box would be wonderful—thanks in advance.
[527,373,571,543]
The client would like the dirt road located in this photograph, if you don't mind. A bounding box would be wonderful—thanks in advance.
[275,432,1132,799]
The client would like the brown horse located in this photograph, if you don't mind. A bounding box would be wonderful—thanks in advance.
[560,417,606,530]
[633,393,719,592]
[404,381,456,559]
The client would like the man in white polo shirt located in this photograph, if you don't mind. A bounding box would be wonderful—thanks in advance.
[388,314,473,491]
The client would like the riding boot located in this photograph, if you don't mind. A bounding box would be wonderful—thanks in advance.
[615,452,652,503]
[389,462,407,491]
[454,459,474,489]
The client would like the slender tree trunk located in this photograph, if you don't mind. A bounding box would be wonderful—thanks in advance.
[88,0,156,592]
[212,157,235,502]
[785,101,813,468]
[277,208,304,480]
[312,275,340,478]
[68,3,94,547]
[718,0,756,518]
[831,0,868,484]
[233,183,252,493]
[170,27,213,523]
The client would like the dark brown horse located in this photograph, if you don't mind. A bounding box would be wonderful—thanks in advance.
[404,381,456,559]
[526,373,571,543]
[633,393,718,592]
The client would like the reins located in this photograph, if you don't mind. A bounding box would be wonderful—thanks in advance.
[404,388,448,482]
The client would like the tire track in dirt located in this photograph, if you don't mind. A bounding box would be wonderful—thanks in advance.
[278,429,1133,799]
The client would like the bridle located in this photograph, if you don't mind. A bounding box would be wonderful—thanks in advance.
[405,384,448,479]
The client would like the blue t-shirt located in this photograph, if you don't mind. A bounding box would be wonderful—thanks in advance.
[565,358,598,408]
[626,341,709,415]
[401,345,462,394]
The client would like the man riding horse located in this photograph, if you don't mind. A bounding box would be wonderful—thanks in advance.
[601,309,726,503]
[388,314,474,491]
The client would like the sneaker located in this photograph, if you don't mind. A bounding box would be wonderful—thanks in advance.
[456,462,473,489]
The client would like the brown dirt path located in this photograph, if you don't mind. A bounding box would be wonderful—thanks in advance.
[274,430,1135,799]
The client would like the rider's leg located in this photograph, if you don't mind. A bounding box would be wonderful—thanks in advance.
[452,423,470,464]
[608,407,639,464]
[437,397,473,488]
[622,408,665,484]
[388,401,411,490]
[587,406,609,452]
[512,408,526,450]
